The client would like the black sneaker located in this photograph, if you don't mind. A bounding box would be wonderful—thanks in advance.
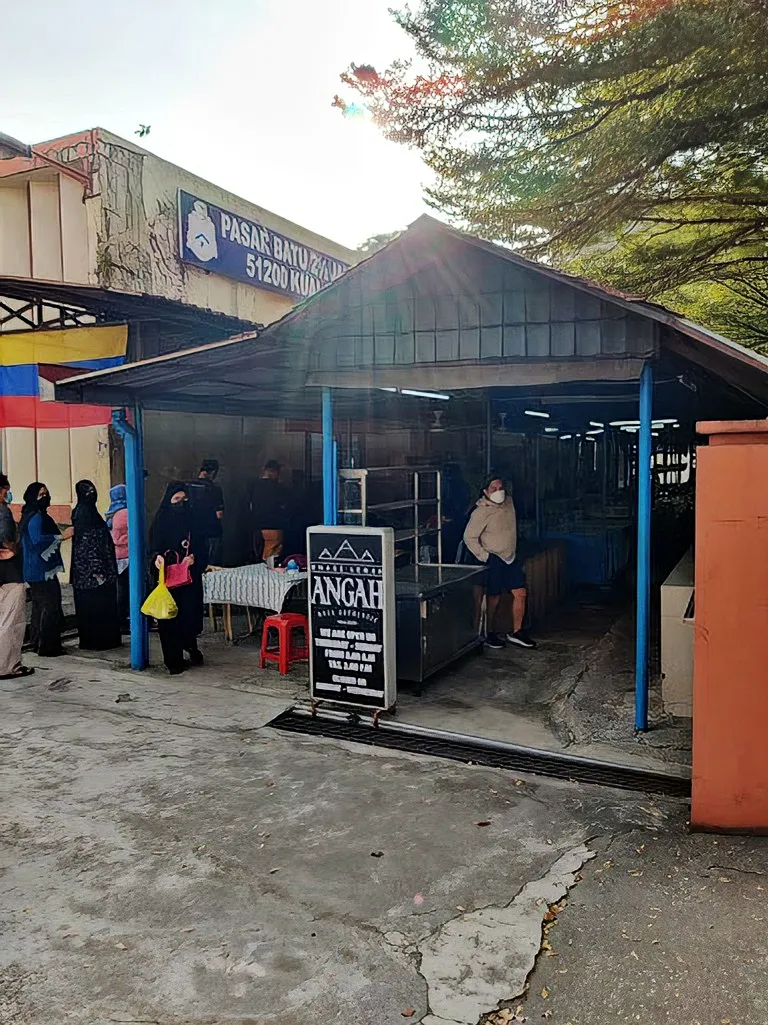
[484,632,506,650]
[506,630,537,649]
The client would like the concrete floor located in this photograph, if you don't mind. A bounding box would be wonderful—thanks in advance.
[394,596,692,773]
[70,591,691,776]
[1,656,765,1025]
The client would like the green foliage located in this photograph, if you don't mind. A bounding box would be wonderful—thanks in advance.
[357,231,402,255]
[341,0,768,346]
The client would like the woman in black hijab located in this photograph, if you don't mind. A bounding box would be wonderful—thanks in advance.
[20,481,72,656]
[71,479,121,651]
[149,482,206,674]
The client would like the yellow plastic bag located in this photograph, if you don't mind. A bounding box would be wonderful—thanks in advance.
[141,564,178,620]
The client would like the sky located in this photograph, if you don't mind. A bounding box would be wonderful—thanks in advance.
[1,0,433,250]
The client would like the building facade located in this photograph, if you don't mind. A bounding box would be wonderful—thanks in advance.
[0,128,357,560]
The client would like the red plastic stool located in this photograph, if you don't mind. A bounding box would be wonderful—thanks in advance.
[260,613,309,674]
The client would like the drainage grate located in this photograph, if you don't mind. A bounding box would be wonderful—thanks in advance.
[272,709,691,799]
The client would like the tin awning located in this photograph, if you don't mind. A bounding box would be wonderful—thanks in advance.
[54,216,768,418]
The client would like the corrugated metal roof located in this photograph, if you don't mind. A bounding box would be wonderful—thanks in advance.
[0,275,257,335]
[54,215,768,413]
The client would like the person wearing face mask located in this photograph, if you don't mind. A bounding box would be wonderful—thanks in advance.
[0,472,16,549]
[71,479,121,651]
[463,475,536,651]
[0,473,34,679]
[149,482,206,674]
[105,484,130,632]
[20,481,73,657]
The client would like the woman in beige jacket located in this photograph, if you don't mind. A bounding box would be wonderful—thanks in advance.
[463,476,536,650]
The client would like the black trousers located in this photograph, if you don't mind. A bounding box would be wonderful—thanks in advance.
[74,582,122,651]
[157,577,203,672]
[28,578,64,656]
[117,567,130,629]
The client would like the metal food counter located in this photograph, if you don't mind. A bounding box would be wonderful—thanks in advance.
[394,564,485,685]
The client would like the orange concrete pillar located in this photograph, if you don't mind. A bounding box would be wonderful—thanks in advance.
[692,420,768,832]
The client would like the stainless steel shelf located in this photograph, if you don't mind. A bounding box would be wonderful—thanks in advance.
[338,466,443,566]
[369,499,435,513]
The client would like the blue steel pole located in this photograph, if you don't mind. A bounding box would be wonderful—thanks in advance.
[635,363,653,731]
[112,407,148,670]
[133,403,149,666]
[332,439,339,526]
[322,388,336,525]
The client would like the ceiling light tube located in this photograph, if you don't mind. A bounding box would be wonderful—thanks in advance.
[401,388,451,400]
[524,409,550,418]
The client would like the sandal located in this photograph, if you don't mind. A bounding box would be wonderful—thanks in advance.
[0,665,35,680]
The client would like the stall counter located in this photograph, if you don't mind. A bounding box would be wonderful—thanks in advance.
[394,564,485,685]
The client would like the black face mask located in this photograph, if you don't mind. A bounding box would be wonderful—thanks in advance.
[171,500,188,510]
[38,495,51,510]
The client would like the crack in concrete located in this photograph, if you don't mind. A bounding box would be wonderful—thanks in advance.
[42,693,264,736]
[707,863,766,877]
[413,844,596,1025]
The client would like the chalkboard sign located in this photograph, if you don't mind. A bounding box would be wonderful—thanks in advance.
[307,526,396,711]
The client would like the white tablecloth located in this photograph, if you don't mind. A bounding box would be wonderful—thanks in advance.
[203,564,307,613]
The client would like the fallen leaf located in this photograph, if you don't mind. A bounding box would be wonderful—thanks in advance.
[371,851,384,858]
[719,877,732,884]
[269,867,281,874]
[115,692,137,703]
[456,905,466,912]
[115,942,127,950]
[541,939,553,953]
[489,788,498,795]
[515,779,525,786]
[414,893,424,905]
[476,820,492,827]
[181,927,194,933]
[629,869,643,877]
[541,987,549,999]
[401,1009,415,1018]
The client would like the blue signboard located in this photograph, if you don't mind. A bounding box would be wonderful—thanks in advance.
[177,190,349,300]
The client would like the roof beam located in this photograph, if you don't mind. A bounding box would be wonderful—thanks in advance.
[307,357,647,392]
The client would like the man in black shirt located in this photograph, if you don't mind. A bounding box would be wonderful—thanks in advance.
[250,459,286,563]
[186,459,225,567]
[0,472,33,678]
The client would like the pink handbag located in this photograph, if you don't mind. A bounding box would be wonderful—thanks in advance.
[164,537,193,589]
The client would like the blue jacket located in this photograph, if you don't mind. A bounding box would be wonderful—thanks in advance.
[22,511,64,583]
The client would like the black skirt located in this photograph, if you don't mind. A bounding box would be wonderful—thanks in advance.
[74,582,122,651]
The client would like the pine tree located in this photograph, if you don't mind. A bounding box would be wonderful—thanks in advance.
[340,0,768,347]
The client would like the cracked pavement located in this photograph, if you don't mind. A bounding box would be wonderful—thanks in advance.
[1,662,766,1024]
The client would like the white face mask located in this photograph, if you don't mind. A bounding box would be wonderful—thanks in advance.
[488,490,506,504]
